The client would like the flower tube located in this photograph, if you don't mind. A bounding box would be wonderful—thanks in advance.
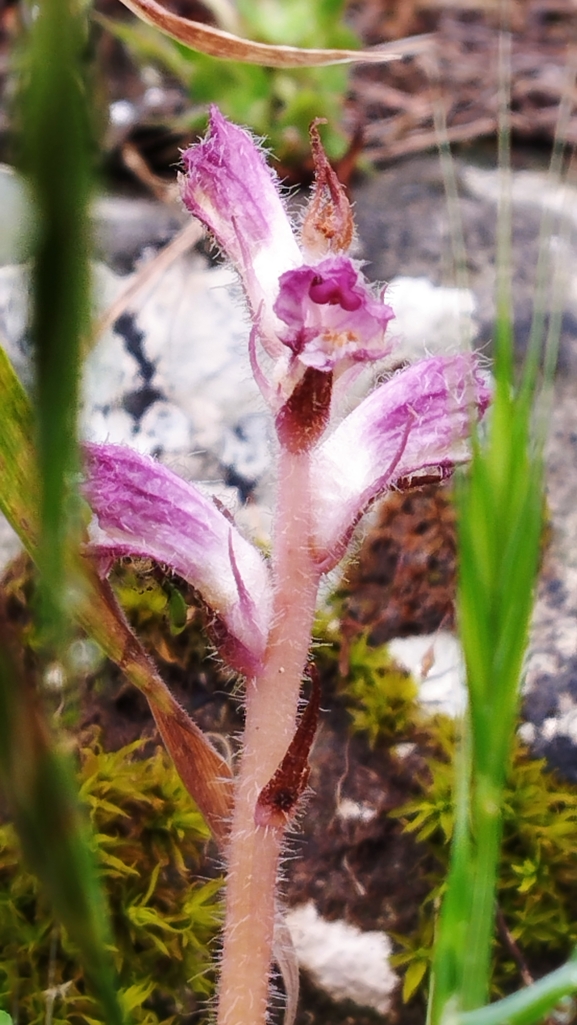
[83,442,272,676]
[181,106,302,358]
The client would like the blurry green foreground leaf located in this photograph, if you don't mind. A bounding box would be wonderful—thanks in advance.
[20,0,92,645]
[0,615,124,1025]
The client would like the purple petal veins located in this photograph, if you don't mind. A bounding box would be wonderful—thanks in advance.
[82,443,272,674]
[310,354,491,570]
[180,106,301,357]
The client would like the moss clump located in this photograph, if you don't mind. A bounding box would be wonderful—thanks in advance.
[324,626,577,1004]
[394,726,577,999]
[340,633,420,746]
[0,736,222,1024]
[314,610,423,744]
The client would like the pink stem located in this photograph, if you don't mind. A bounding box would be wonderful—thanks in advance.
[217,447,321,1025]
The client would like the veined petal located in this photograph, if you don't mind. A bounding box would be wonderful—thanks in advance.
[310,354,491,570]
[180,106,302,355]
[82,443,272,675]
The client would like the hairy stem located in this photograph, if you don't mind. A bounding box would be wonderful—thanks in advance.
[217,448,320,1025]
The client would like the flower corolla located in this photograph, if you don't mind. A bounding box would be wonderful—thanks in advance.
[180,107,394,415]
[83,108,490,680]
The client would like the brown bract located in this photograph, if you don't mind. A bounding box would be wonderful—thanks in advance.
[275,368,333,454]
[255,666,321,830]
[301,121,355,257]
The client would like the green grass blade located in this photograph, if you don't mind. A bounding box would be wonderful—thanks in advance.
[0,620,124,1025]
[427,718,473,1020]
[20,0,92,642]
[457,955,577,1025]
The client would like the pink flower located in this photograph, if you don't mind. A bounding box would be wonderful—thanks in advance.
[82,443,272,677]
[180,108,394,389]
[83,111,490,689]
[274,257,394,371]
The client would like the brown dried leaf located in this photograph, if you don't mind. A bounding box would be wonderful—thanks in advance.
[77,567,235,843]
[118,0,420,67]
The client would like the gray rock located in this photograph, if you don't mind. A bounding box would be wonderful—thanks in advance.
[522,376,577,776]
[92,195,188,274]
[353,155,577,373]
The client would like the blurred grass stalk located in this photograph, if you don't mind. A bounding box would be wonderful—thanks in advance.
[0,621,123,1025]
[0,0,124,1021]
[428,10,575,1025]
[21,0,91,643]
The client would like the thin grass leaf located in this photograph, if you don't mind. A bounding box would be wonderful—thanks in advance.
[20,0,92,643]
[457,955,577,1025]
[0,614,124,1025]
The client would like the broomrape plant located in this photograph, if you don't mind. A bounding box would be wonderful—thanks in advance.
[81,108,490,1025]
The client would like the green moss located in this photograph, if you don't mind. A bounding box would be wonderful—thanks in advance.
[320,622,577,1004]
[110,560,193,640]
[340,634,420,746]
[314,611,422,744]
[0,736,222,1024]
[394,730,577,999]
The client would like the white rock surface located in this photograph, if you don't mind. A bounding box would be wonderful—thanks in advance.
[388,631,467,717]
[285,902,399,1015]
[0,254,263,465]
[388,276,477,358]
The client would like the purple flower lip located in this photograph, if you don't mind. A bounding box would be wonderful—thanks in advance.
[82,443,272,676]
[309,267,361,310]
[274,257,394,372]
